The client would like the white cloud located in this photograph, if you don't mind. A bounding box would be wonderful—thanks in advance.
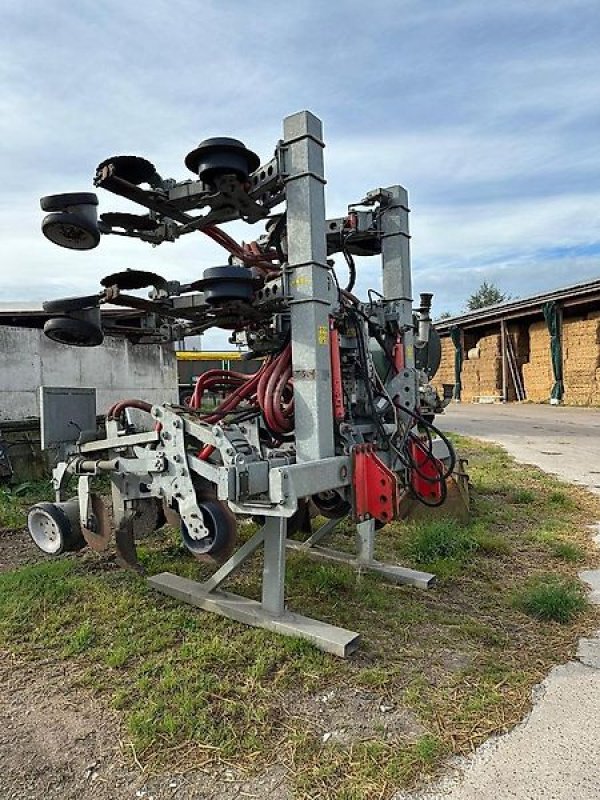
[1,0,600,342]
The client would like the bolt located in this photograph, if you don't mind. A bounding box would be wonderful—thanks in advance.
[180,469,187,477]
[173,454,181,463]
[153,407,162,418]
[173,419,182,428]
[162,431,171,440]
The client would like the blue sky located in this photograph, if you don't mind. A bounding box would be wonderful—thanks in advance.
[1,0,600,346]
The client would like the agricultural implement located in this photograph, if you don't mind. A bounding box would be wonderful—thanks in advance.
[27,111,468,655]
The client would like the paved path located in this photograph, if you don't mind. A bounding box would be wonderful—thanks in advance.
[439,403,600,495]
[394,404,600,800]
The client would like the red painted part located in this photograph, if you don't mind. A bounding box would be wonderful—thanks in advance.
[352,444,398,524]
[410,438,443,503]
[329,322,345,421]
[393,334,405,371]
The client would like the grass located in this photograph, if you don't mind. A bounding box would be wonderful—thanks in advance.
[513,575,586,623]
[0,479,55,528]
[0,436,599,799]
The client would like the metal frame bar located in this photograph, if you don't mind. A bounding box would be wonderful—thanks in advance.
[285,517,435,589]
[283,111,335,463]
[149,515,360,657]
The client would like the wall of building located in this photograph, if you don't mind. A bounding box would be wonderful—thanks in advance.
[0,326,177,422]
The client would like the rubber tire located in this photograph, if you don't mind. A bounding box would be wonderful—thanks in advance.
[40,193,98,212]
[44,316,104,347]
[27,502,85,555]
[180,501,235,556]
[311,490,351,519]
[41,212,101,250]
[43,295,100,314]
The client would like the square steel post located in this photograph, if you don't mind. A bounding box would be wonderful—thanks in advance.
[283,111,335,463]
[380,185,415,368]
[261,516,287,615]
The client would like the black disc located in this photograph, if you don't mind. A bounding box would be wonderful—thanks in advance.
[184,137,260,182]
[96,155,158,185]
[100,269,166,291]
[44,316,104,347]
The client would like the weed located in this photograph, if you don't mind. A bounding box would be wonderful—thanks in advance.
[548,490,574,509]
[513,576,586,623]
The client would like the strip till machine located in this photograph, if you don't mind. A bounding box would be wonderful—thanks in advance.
[27,111,468,656]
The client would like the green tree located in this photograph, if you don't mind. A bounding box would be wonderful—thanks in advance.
[438,310,452,319]
[466,281,508,311]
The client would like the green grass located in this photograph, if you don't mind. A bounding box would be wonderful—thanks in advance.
[513,575,587,623]
[0,479,55,528]
[0,439,599,799]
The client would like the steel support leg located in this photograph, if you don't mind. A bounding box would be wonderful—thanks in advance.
[261,516,286,616]
[286,516,435,589]
[148,517,360,657]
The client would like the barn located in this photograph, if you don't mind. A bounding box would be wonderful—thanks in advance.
[432,278,600,405]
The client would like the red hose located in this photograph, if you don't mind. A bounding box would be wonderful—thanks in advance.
[108,398,153,419]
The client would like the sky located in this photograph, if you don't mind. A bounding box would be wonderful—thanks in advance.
[1,0,600,348]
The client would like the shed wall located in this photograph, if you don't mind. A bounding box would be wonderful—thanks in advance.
[0,326,177,422]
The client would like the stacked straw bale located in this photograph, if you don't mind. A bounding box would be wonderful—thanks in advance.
[563,312,600,406]
[460,333,502,401]
[522,321,553,402]
[431,336,455,396]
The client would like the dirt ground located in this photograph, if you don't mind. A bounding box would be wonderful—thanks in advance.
[0,653,292,800]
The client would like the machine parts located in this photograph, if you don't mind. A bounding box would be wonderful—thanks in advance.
[27,499,85,555]
[184,137,260,184]
[352,444,399,525]
[29,110,468,656]
[195,265,257,306]
[40,192,101,250]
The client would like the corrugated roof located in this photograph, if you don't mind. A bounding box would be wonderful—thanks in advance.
[435,276,600,332]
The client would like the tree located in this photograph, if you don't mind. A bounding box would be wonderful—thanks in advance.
[466,281,508,311]
[438,310,452,319]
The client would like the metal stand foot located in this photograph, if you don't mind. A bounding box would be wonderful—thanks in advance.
[286,517,436,589]
[148,516,360,657]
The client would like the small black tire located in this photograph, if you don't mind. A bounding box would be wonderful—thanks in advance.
[41,211,101,250]
[40,193,98,212]
[44,316,104,347]
[43,295,100,314]
[181,501,235,556]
